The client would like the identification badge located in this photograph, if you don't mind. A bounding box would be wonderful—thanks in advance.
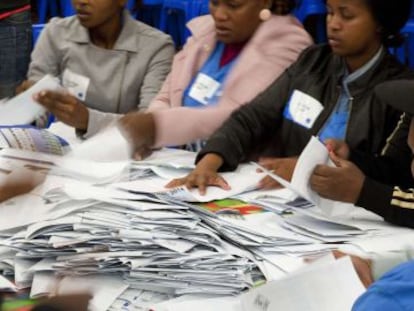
[188,73,221,105]
[283,90,324,129]
[62,69,90,101]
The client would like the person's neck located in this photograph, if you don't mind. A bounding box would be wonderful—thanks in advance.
[345,43,382,73]
[89,12,122,49]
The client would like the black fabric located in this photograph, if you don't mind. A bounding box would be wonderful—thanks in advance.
[375,80,414,115]
[197,44,414,171]
[356,177,414,228]
[0,0,30,14]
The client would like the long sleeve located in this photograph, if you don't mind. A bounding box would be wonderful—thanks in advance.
[138,39,175,110]
[196,69,293,171]
[356,178,414,228]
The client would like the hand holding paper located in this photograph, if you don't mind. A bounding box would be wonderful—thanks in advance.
[0,75,61,125]
[310,151,365,204]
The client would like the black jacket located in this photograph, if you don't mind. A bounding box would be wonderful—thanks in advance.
[352,113,414,228]
[197,44,414,171]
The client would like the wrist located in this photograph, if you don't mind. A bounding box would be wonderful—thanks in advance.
[199,153,223,171]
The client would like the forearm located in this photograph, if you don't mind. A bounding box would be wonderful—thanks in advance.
[195,153,224,172]
[357,178,414,228]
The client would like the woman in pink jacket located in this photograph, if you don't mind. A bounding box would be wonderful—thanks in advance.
[120,0,313,158]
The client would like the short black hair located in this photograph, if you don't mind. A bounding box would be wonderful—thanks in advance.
[364,0,412,47]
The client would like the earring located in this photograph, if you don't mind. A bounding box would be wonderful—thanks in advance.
[259,8,272,21]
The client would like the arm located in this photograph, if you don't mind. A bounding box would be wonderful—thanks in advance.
[81,36,175,138]
[196,70,294,171]
[138,38,175,110]
[357,179,414,228]
[350,113,413,187]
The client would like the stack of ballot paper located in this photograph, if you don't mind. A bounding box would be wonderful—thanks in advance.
[0,146,413,311]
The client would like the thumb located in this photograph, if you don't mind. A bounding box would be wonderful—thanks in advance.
[329,151,345,167]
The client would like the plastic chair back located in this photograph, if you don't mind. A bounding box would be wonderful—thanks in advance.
[294,0,327,43]
[36,0,59,23]
[60,0,76,17]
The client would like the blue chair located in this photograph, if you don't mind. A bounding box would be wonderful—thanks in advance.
[60,0,76,17]
[396,19,414,68]
[32,24,45,47]
[193,0,209,16]
[159,0,196,47]
[294,0,327,43]
[37,0,59,23]
[136,0,164,27]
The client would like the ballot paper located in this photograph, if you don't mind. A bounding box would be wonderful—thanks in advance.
[254,136,355,217]
[291,136,356,216]
[0,75,62,125]
[69,125,132,162]
[116,164,266,203]
[0,148,129,184]
[241,256,365,311]
[0,274,17,292]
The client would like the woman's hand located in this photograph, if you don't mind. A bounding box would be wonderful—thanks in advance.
[257,157,298,189]
[33,90,89,130]
[324,139,350,160]
[15,80,35,95]
[0,168,45,203]
[165,153,229,195]
[118,112,156,160]
[310,151,365,204]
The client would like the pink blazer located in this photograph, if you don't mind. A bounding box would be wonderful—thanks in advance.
[148,14,313,147]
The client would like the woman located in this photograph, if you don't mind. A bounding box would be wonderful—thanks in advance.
[119,0,313,158]
[21,0,174,135]
[310,80,414,228]
[168,0,414,194]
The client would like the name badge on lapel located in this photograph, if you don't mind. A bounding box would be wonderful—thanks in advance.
[189,73,221,105]
[283,90,323,129]
[62,69,90,101]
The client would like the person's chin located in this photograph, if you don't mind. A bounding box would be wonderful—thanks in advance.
[216,35,235,44]
[77,16,95,28]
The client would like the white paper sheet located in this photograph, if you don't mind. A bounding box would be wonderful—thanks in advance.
[69,125,132,162]
[241,256,365,311]
[0,75,61,125]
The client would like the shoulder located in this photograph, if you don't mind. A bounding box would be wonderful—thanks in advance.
[45,16,79,32]
[379,52,414,79]
[132,19,173,45]
[43,16,87,43]
[291,44,340,73]
[253,15,313,45]
[187,15,215,38]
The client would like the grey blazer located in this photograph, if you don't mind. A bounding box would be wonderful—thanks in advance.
[28,10,174,137]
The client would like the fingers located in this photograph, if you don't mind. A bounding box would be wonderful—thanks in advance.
[165,177,186,188]
[133,146,153,161]
[329,151,343,167]
[34,90,77,115]
[258,176,282,190]
[258,157,280,170]
[164,174,230,196]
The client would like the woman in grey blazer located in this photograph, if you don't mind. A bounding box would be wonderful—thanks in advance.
[19,0,175,137]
